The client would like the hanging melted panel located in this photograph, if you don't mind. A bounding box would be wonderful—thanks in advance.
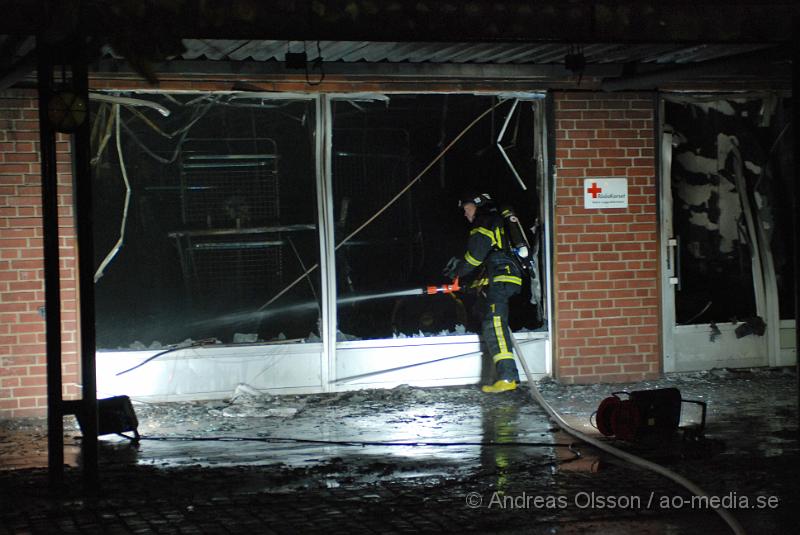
[665,96,793,325]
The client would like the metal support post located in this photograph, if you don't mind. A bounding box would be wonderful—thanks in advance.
[71,37,99,488]
[36,37,64,490]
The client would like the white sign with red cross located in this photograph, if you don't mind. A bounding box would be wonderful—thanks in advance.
[583,178,628,209]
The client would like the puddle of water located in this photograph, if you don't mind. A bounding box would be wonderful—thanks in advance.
[0,429,82,470]
[115,394,557,473]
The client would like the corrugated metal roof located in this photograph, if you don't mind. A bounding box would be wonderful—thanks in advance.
[0,35,773,68]
[178,39,772,65]
[1,34,785,92]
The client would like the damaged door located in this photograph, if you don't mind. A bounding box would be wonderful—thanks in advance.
[660,95,794,372]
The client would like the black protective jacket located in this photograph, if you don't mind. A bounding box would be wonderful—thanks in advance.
[453,210,522,287]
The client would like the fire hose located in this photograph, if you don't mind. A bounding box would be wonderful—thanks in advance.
[419,277,743,535]
[142,271,744,534]
[417,277,744,535]
[508,336,746,535]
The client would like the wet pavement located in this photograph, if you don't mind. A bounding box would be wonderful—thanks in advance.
[1,367,797,534]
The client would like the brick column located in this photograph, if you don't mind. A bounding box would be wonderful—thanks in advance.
[0,90,79,417]
[553,92,660,383]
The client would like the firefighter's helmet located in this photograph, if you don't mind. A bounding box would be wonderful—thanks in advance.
[458,192,494,208]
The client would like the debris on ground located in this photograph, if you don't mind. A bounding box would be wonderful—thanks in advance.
[232,333,259,343]
[0,368,796,534]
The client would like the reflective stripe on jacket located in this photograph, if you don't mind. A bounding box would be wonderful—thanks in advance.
[454,211,522,285]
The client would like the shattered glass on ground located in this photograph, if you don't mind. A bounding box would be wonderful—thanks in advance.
[0,367,797,533]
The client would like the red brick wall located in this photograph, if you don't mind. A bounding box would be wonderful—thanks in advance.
[0,89,80,417]
[0,84,663,415]
[553,92,660,383]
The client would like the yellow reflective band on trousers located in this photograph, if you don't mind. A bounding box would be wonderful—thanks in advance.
[493,275,522,285]
[492,351,515,363]
[465,251,481,266]
[470,226,497,246]
[492,314,510,356]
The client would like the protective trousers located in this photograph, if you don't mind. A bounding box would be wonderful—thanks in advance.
[480,281,520,382]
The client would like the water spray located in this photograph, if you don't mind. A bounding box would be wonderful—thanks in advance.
[192,278,462,327]
[336,278,461,305]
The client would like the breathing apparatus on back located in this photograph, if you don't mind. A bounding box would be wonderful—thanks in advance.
[497,203,542,314]
[499,205,531,263]
[458,192,531,267]
[453,192,542,312]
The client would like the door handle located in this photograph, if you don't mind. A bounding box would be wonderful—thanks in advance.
[667,236,681,290]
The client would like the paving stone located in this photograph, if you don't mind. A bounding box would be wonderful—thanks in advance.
[1,372,797,534]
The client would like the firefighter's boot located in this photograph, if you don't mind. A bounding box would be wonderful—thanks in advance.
[482,379,517,393]
[482,358,519,393]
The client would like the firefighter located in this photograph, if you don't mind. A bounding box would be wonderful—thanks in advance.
[443,192,523,393]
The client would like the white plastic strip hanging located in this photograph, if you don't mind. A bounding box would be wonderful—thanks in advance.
[496,98,526,190]
[94,104,131,283]
[89,92,171,116]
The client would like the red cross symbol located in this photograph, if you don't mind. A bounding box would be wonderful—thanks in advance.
[587,182,602,198]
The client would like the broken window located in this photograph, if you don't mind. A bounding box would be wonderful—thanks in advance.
[90,92,547,349]
[331,95,546,341]
[91,94,321,348]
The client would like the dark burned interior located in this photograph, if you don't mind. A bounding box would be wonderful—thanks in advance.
[91,95,319,347]
[665,95,794,325]
[91,94,546,348]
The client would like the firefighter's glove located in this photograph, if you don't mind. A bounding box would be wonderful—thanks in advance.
[442,256,460,280]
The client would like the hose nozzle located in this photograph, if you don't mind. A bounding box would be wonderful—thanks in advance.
[426,277,460,295]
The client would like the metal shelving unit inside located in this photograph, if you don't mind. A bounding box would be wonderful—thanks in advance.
[167,137,296,309]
